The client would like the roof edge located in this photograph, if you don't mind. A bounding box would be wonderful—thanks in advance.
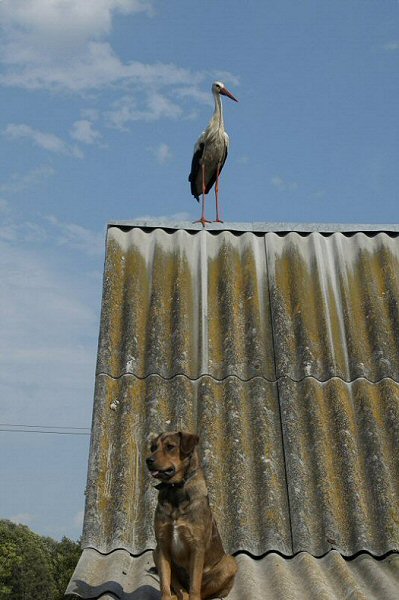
[107,219,399,234]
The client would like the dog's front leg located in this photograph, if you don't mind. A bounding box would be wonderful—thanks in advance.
[155,546,174,600]
[189,549,205,600]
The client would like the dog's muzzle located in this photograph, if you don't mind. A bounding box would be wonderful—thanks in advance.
[146,457,176,480]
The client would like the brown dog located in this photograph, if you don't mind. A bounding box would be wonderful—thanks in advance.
[146,431,237,600]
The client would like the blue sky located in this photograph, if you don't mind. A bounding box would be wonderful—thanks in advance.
[0,0,398,540]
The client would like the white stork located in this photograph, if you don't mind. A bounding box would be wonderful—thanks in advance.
[189,81,238,226]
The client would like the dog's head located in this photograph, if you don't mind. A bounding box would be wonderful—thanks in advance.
[146,431,199,485]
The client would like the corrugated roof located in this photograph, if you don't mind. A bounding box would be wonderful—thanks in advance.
[68,222,399,598]
[66,549,399,600]
[82,374,399,558]
[108,219,399,233]
[279,377,399,556]
[267,232,399,382]
[83,374,289,556]
[97,227,275,380]
[98,227,399,382]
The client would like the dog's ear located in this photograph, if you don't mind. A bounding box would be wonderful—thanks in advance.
[179,432,199,456]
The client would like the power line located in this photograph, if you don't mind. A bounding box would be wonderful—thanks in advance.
[0,423,90,430]
[0,422,91,436]
[0,428,90,436]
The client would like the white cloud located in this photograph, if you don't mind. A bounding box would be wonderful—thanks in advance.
[106,90,184,129]
[4,124,83,158]
[0,0,239,138]
[0,245,95,337]
[147,91,183,119]
[0,212,104,258]
[150,142,173,164]
[384,41,399,51]
[70,120,103,145]
[0,2,235,99]
[10,513,35,526]
[80,108,100,122]
[175,86,214,107]
[0,165,55,195]
[0,2,195,94]
[0,38,200,97]
[156,143,173,164]
[0,221,48,244]
[271,176,299,192]
[0,0,161,93]
[105,95,137,130]
[46,215,104,257]
[0,0,151,47]
[0,238,98,424]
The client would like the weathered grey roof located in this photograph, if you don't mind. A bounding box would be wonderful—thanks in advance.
[67,549,399,600]
[108,219,399,233]
[98,227,399,382]
[67,222,399,598]
[82,374,399,558]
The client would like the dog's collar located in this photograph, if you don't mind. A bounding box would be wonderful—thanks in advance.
[154,481,184,491]
[154,468,198,491]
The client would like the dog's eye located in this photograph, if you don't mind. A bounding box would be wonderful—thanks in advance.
[150,444,157,452]
[166,444,176,451]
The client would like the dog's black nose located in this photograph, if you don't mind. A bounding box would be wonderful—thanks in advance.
[146,457,155,467]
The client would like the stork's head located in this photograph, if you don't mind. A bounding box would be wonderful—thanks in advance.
[212,81,238,102]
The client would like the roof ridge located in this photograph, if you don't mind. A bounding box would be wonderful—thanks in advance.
[107,219,399,234]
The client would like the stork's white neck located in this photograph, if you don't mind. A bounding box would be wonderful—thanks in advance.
[212,89,224,130]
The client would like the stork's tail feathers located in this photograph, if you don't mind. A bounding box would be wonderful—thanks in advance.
[188,172,201,202]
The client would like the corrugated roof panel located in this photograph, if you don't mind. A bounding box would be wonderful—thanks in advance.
[68,223,399,599]
[66,549,399,600]
[82,375,399,559]
[97,227,203,380]
[206,231,274,379]
[279,377,399,555]
[96,227,275,380]
[82,374,290,555]
[98,228,399,383]
[267,232,399,382]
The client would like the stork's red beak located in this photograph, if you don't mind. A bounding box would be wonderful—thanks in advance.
[220,86,238,102]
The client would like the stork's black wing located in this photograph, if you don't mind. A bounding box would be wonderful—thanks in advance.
[188,142,204,201]
[201,142,228,197]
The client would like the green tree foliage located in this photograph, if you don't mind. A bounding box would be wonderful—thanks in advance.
[44,535,82,599]
[0,520,81,600]
[0,539,22,597]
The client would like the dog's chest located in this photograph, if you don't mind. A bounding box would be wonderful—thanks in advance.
[171,522,186,556]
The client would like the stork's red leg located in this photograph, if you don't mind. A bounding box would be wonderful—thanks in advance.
[213,165,224,223]
[193,163,211,227]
